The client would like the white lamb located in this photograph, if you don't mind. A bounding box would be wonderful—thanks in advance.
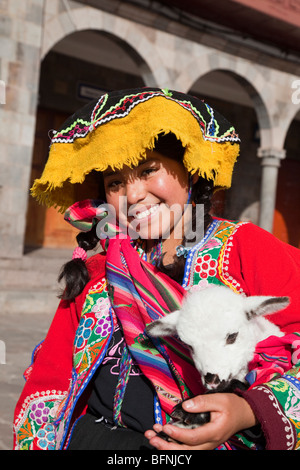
[146,285,289,429]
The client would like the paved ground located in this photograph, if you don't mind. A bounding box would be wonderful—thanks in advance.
[0,311,54,450]
[0,247,74,450]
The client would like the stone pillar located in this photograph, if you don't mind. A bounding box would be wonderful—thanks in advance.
[257,148,286,233]
[0,0,45,258]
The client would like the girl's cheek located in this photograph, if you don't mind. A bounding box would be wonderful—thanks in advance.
[151,178,171,200]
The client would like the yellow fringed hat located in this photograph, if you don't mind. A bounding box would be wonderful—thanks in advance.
[31,87,240,211]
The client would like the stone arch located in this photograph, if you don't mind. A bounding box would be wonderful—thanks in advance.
[176,58,274,227]
[41,6,161,87]
[273,108,300,248]
[174,52,272,148]
[279,102,300,149]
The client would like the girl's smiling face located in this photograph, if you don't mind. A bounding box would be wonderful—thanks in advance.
[103,149,191,241]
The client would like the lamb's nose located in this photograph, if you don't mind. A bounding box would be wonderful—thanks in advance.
[204,373,220,385]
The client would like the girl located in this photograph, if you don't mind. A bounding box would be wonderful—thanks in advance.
[14,88,300,450]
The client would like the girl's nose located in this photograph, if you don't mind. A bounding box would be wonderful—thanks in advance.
[125,179,147,205]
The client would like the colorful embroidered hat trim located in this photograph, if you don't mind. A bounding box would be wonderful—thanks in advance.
[31,88,240,211]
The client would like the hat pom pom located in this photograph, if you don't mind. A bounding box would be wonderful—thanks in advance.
[72,246,87,262]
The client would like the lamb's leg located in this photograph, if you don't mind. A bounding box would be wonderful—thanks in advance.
[155,380,248,442]
[171,380,248,428]
[170,401,211,428]
[210,378,249,393]
[154,401,210,442]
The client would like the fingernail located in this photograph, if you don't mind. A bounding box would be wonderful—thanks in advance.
[153,424,162,432]
[183,399,194,409]
[164,425,173,435]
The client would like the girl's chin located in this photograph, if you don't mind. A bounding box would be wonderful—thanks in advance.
[128,220,178,241]
[127,223,164,241]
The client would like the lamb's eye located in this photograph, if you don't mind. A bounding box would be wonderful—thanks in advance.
[226,332,239,345]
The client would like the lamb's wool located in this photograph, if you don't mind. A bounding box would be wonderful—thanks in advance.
[146,285,292,389]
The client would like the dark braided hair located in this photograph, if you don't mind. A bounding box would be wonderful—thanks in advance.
[58,133,214,299]
[58,225,99,300]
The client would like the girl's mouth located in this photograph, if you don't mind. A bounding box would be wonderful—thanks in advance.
[131,203,161,221]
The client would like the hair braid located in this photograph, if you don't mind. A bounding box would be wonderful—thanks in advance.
[58,225,99,300]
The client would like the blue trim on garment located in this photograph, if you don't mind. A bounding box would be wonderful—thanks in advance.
[64,414,85,449]
[154,394,163,425]
[282,374,300,392]
[182,219,220,288]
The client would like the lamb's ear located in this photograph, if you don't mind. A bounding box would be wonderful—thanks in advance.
[244,296,290,320]
[145,310,180,338]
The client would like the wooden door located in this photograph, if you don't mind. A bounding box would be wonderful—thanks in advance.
[273,157,300,249]
[25,107,78,249]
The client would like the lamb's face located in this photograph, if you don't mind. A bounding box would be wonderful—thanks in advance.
[176,292,257,389]
[146,285,289,392]
[177,308,255,389]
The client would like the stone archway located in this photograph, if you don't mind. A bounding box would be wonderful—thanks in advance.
[174,52,297,233]
[176,60,271,225]
[41,6,160,88]
[273,109,300,248]
[174,52,272,141]
[278,101,300,150]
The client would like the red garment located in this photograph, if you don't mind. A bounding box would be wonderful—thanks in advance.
[13,255,107,450]
[247,333,300,387]
[220,222,300,333]
[13,222,300,450]
[223,223,300,450]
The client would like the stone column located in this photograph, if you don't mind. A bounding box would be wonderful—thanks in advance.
[257,148,286,233]
[0,0,45,258]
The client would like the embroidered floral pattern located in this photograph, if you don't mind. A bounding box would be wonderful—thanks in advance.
[73,280,112,372]
[74,317,95,349]
[194,253,218,279]
[14,390,68,450]
[29,402,51,427]
[36,424,56,450]
[266,366,300,449]
[59,279,114,448]
[95,315,112,337]
[217,222,248,294]
[188,219,244,290]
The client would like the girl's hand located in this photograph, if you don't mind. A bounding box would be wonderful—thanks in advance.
[145,393,257,450]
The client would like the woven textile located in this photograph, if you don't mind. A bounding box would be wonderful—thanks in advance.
[105,236,205,419]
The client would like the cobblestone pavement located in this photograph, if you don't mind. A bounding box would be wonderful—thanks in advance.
[0,311,53,450]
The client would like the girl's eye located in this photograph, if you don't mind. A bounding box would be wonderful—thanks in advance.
[226,332,239,345]
[106,180,122,190]
[141,167,157,177]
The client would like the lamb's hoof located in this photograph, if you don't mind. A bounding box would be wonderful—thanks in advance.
[153,402,210,444]
[171,401,210,428]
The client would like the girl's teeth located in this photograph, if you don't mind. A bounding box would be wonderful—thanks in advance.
[135,204,159,220]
